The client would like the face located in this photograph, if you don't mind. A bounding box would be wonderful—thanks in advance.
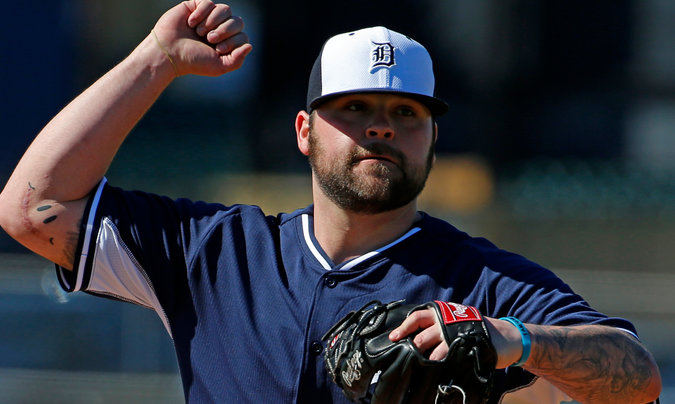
[303,93,436,214]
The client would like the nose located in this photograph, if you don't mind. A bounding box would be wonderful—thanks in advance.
[366,110,394,140]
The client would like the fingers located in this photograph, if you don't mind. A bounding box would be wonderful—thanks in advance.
[186,0,221,29]
[187,2,248,54]
[151,0,251,77]
[187,1,236,40]
[389,308,450,361]
[195,4,233,38]
[389,308,436,341]
[178,0,252,75]
[211,17,247,53]
[219,40,253,72]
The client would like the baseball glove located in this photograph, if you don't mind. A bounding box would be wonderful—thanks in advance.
[322,299,497,404]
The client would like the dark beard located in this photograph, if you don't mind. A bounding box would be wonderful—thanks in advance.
[308,132,434,214]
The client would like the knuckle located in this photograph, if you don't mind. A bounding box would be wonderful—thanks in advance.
[232,15,244,28]
[212,24,226,35]
[413,333,425,346]
[217,3,232,14]
[217,17,241,35]
[408,310,424,322]
[234,32,249,44]
[196,0,215,13]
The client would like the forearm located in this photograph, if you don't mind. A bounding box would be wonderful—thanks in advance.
[524,324,661,404]
[3,34,174,205]
[0,1,251,268]
[0,34,173,267]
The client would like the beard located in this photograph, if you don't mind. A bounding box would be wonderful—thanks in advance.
[307,129,435,214]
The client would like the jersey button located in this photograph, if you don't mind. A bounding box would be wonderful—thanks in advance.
[324,276,338,288]
[310,341,323,355]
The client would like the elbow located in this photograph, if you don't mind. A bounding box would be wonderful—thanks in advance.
[0,216,27,244]
[0,191,20,237]
[0,187,37,244]
[626,341,662,404]
[641,354,662,403]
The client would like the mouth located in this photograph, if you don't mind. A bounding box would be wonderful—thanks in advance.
[350,144,405,169]
[359,154,395,163]
[353,155,400,170]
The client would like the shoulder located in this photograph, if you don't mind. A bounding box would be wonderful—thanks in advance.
[96,183,288,249]
[101,182,275,221]
[415,212,561,287]
[277,204,314,224]
[416,212,537,269]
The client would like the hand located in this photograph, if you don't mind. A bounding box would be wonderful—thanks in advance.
[389,307,524,369]
[153,0,252,77]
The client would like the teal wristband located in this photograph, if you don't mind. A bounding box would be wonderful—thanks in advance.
[500,316,531,367]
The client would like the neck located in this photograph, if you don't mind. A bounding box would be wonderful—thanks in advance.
[312,192,419,264]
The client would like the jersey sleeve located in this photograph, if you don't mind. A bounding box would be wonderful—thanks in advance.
[55,178,227,335]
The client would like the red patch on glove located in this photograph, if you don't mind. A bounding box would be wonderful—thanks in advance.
[434,301,482,324]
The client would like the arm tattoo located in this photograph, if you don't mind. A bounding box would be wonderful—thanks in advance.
[529,325,655,402]
[21,183,56,244]
[37,205,58,224]
[26,183,81,267]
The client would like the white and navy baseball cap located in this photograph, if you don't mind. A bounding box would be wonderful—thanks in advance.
[307,26,448,115]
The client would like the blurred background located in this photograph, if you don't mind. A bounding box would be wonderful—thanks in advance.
[1,0,674,402]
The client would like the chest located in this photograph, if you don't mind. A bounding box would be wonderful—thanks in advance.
[177,242,469,401]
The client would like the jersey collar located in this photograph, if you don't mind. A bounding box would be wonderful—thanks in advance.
[300,212,421,271]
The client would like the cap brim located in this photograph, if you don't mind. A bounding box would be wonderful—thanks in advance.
[309,89,449,116]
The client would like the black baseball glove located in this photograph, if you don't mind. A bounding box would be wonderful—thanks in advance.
[322,299,497,404]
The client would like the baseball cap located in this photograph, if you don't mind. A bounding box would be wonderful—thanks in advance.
[307,26,448,115]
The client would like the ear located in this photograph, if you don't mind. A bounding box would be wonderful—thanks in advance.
[295,110,311,156]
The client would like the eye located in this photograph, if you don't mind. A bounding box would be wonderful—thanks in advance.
[395,105,416,117]
[345,101,367,112]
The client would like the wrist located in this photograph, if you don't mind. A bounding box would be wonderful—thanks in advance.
[151,30,179,77]
[484,317,525,369]
[131,34,179,84]
[500,316,531,367]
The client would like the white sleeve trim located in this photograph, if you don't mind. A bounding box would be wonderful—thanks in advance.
[74,178,108,291]
[56,177,172,337]
[56,178,108,291]
[617,327,639,340]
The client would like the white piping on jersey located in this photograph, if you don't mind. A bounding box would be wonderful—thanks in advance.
[302,214,331,270]
[73,177,108,291]
[301,213,421,271]
[617,327,639,340]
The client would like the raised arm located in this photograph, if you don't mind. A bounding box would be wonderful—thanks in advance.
[0,0,252,269]
[391,311,662,404]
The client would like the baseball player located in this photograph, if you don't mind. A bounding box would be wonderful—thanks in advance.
[0,1,662,403]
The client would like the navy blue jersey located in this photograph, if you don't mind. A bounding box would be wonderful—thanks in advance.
[56,179,638,403]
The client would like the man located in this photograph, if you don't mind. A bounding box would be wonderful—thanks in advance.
[0,1,662,403]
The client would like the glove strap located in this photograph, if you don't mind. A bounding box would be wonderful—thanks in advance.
[500,316,531,367]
